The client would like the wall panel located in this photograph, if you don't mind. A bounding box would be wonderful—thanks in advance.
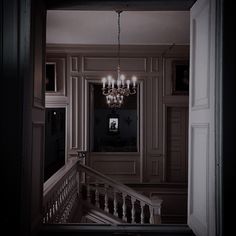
[46,45,189,185]
[83,57,147,72]
[46,56,67,96]
[89,153,140,183]
[166,107,188,182]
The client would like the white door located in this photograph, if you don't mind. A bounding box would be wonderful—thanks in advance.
[188,0,216,235]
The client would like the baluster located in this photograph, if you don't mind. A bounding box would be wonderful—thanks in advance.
[140,202,145,224]
[87,184,91,203]
[54,201,58,221]
[46,202,49,223]
[52,199,56,220]
[113,191,118,217]
[131,197,136,223]
[46,210,49,223]
[104,185,109,213]
[76,172,81,197]
[58,190,62,208]
[53,194,57,219]
[65,180,68,198]
[61,184,65,203]
[49,200,53,222]
[122,194,127,222]
[149,205,154,224]
[95,183,100,208]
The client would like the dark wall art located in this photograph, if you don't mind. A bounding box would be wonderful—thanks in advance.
[172,60,189,95]
[46,62,57,92]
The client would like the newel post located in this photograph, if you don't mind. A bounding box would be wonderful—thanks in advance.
[150,196,163,224]
[76,150,87,196]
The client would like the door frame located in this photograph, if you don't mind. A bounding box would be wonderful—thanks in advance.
[43,0,223,234]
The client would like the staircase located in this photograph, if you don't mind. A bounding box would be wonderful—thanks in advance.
[42,157,195,235]
[43,158,162,225]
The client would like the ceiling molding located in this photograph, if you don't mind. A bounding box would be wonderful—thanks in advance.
[46,0,196,11]
[46,44,189,57]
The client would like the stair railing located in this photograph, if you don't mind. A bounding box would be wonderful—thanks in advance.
[77,162,163,224]
[43,157,163,224]
[43,159,78,223]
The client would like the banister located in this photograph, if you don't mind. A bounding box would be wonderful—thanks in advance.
[43,159,79,223]
[44,158,79,199]
[43,157,162,224]
[77,162,153,206]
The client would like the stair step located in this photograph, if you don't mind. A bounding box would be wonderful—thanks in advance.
[82,201,124,224]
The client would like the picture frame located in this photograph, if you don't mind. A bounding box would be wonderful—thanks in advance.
[46,62,57,92]
[172,60,189,95]
[107,115,119,134]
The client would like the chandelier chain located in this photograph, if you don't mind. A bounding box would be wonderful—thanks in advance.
[117,11,121,75]
[101,10,137,108]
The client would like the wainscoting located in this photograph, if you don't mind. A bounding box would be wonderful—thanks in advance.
[46,44,189,184]
[46,44,189,224]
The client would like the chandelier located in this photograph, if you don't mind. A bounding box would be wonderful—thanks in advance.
[101,11,137,108]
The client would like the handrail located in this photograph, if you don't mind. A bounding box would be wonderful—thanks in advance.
[44,158,79,197]
[42,157,162,224]
[78,163,152,206]
[43,159,79,223]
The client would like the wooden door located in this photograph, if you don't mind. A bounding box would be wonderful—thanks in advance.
[188,0,216,235]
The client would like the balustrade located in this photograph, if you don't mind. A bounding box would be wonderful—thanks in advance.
[77,162,163,224]
[43,154,162,224]
[43,161,78,223]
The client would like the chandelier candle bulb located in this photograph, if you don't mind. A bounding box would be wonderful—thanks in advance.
[102,77,106,88]
[120,75,125,85]
[132,76,137,87]
[108,76,112,87]
[117,80,121,88]
[126,80,130,89]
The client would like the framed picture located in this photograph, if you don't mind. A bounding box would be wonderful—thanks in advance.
[46,62,57,92]
[108,115,119,134]
[172,60,189,95]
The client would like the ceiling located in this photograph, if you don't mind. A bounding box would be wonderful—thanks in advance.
[46,11,190,45]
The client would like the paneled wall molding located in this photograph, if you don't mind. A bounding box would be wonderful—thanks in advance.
[89,153,140,183]
[45,95,69,106]
[69,75,86,151]
[70,56,80,73]
[46,56,67,96]
[151,57,161,72]
[83,56,147,73]
[88,152,140,157]
[190,1,210,111]
[93,160,137,175]
[163,96,189,104]
[189,123,209,234]
[46,44,189,184]
[70,77,79,149]
[47,44,189,56]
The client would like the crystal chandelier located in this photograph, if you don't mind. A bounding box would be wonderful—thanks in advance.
[101,11,137,108]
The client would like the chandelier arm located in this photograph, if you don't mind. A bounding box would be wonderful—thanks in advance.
[102,88,110,96]
[129,90,137,95]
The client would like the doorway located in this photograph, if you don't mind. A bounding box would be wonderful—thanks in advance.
[42,0,221,234]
